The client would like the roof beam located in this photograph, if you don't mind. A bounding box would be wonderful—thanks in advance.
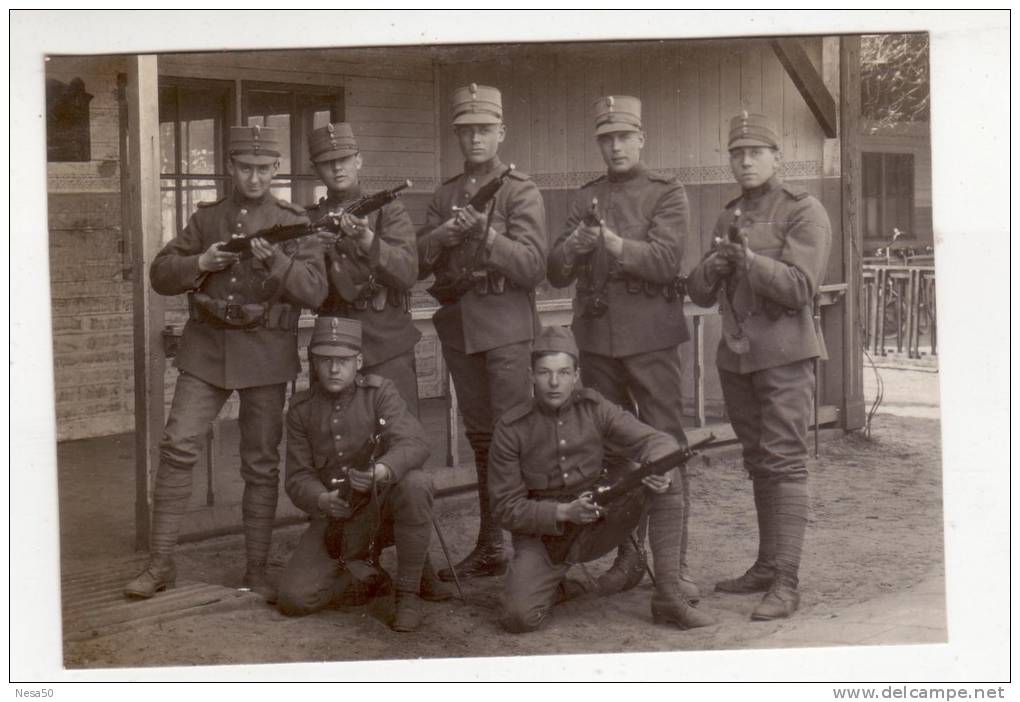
[771,38,838,138]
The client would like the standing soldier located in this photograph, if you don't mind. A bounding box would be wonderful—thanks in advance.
[547,96,698,599]
[125,126,327,602]
[417,83,548,581]
[686,112,831,620]
[305,122,422,414]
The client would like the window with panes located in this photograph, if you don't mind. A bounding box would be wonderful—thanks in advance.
[158,77,342,242]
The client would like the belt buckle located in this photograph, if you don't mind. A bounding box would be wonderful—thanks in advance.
[224,303,244,322]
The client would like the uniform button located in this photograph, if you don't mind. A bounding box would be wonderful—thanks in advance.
[562,473,569,480]
[227,295,234,301]
[240,208,247,215]
[230,277,237,283]
[338,451,343,457]
[334,434,341,440]
[559,439,566,445]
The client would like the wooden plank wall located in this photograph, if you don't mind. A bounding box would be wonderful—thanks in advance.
[434,38,847,417]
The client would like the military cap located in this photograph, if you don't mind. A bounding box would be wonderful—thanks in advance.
[728,111,780,150]
[533,325,579,360]
[451,83,503,125]
[310,316,362,358]
[593,95,642,136]
[308,122,358,164]
[228,125,281,165]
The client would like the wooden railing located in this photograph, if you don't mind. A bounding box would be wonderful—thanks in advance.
[862,264,937,359]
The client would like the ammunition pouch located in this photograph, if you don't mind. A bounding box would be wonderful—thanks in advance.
[576,273,686,319]
[189,292,299,331]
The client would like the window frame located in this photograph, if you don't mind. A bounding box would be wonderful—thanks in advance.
[158,75,343,238]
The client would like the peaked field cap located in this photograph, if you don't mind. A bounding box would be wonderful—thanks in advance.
[533,325,579,359]
[310,316,362,357]
[451,83,503,125]
[228,125,281,165]
[308,122,359,163]
[728,111,780,150]
[593,95,642,135]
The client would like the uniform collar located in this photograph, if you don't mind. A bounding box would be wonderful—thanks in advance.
[741,175,782,203]
[607,161,646,184]
[464,156,504,178]
[231,189,271,208]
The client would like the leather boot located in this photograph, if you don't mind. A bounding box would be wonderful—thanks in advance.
[242,563,278,604]
[648,485,716,629]
[595,536,646,595]
[651,590,717,629]
[420,556,455,602]
[392,590,424,632]
[124,555,177,599]
[439,438,509,582]
[437,539,507,581]
[750,479,808,620]
[715,562,776,593]
[718,477,779,593]
[751,573,800,620]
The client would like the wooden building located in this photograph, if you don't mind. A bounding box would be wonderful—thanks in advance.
[46,36,866,543]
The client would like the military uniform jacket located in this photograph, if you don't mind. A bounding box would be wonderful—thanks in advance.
[686,176,832,374]
[150,191,327,389]
[417,158,547,355]
[548,164,690,358]
[488,387,679,537]
[307,189,422,366]
[284,374,430,516]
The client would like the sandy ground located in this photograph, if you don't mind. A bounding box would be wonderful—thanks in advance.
[63,363,943,669]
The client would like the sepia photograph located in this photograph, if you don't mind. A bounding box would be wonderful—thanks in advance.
[9,9,1011,687]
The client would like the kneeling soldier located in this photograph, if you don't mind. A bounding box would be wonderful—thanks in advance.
[488,326,716,633]
[277,316,441,632]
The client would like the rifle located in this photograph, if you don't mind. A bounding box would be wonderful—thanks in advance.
[542,434,715,565]
[578,197,610,319]
[426,164,515,304]
[220,180,412,255]
[323,420,386,564]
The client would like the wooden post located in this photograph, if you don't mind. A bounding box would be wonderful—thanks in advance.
[839,37,866,430]
[127,55,164,551]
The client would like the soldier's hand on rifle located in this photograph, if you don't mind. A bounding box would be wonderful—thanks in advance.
[556,494,601,525]
[716,234,754,272]
[198,241,241,272]
[349,462,392,493]
[249,237,279,263]
[433,219,468,249]
[318,489,352,520]
[708,246,735,279]
[340,212,375,252]
[455,204,488,238]
[641,472,673,495]
[564,224,599,261]
[600,224,625,258]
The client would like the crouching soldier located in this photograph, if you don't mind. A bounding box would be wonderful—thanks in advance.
[487,326,717,633]
[277,316,445,631]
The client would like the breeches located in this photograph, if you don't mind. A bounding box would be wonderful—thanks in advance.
[499,534,571,633]
[277,470,433,615]
[579,346,686,438]
[441,340,532,440]
[719,359,814,481]
[159,370,287,486]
